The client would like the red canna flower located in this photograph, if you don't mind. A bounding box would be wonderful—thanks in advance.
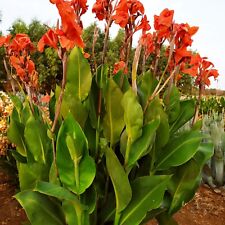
[113,61,128,74]
[92,0,112,21]
[112,0,129,28]
[174,47,192,64]
[0,35,12,47]
[154,8,174,40]
[154,8,174,28]
[9,34,35,54]
[37,29,59,52]
[140,33,155,58]
[135,15,151,33]
[72,0,88,17]
[41,94,51,103]
[49,0,85,49]
[174,23,198,48]
[112,0,146,28]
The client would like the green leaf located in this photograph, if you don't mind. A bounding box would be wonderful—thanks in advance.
[170,99,195,134]
[127,119,160,168]
[57,85,88,128]
[62,200,90,225]
[24,115,51,163]
[168,159,201,214]
[15,191,65,225]
[120,175,170,225]
[9,149,27,163]
[80,185,97,214]
[34,181,81,205]
[113,70,130,93]
[66,47,92,101]
[96,64,108,89]
[9,94,23,112]
[62,201,79,225]
[194,142,214,167]
[163,85,180,123]
[155,130,202,171]
[57,114,96,194]
[18,163,49,191]
[7,118,26,156]
[138,71,158,107]
[105,148,132,212]
[156,212,178,225]
[145,97,169,148]
[122,88,143,143]
[103,78,125,145]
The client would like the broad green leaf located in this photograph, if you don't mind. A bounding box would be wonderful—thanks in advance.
[7,118,26,156]
[88,80,98,129]
[120,175,170,225]
[193,142,214,167]
[9,94,23,112]
[113,70,130,93]
[145,97,169,148]
[155,130,202,171]
[18,162,49,191]
[170,99,195,134]
[168,159,201,214]
[156,212,178,225]
[127,119,160,168]
[9,149,27,163]
[80,185,97,214]
[62,201,89,225]
[62,201,79,225]
[24,115,51,163]
[21,101,33,124]
[138,71,158,107]
[34,181,81,204]
[66,47,92,101]
[96,64,108,89]
[121,88,143,143]
[163,85,180,123]
[57,85,88,128]
[105,148,132,212]
[15,191,65,225]
[57,114,96,194]
[103,78,125,145]
[99,193,116,224]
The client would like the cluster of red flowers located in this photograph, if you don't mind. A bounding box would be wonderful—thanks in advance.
[0,0,219,89]
[38,0,88,53]
[0,34,38,89]
[134,7,218,87]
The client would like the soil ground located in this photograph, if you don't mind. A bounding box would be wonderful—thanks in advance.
[0,161,225,225]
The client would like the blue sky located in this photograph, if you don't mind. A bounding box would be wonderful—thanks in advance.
[1,0,225,90]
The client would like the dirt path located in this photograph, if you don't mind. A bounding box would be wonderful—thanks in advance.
[148,185,225,225]
[0,161,27,225]
[0,160,225,225]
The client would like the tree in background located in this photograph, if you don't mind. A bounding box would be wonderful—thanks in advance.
[0,19,62,93]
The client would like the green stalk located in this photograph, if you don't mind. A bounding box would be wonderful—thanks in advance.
[131,42,142,95]
[124,137,132,167]
[74,159,80,192]
[114,212,121,225]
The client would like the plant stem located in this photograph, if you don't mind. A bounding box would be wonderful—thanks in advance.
[3,58,16,94]
[51,51,67,133]
[114,212,121,225]
[74,159,80,192]
[143,65,178,113]
[192,83,204,125]
[124,137,132,167]
[131,42,142,95]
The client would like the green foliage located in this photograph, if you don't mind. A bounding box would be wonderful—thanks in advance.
[8,47,213,225]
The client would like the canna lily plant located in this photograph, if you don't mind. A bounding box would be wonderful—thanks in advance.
[2,0,219,224]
